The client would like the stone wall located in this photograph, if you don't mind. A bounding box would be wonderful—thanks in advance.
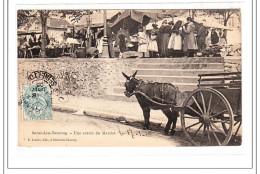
[18,57,241,101]
[224,56,242,72]
[18,58,139,99]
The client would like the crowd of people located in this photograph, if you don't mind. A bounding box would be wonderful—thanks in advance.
[135,17,227,58]
[18,34,45,49]
[18,17,228,58]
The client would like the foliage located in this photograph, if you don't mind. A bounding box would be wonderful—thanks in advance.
[17,10,96,57]
[17,10,36,28]
[189,10,197,19]
[201,9,240,26]
[17,10,95,28]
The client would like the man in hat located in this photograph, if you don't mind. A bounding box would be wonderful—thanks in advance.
[196,23,207,51]
[106,21,115,58]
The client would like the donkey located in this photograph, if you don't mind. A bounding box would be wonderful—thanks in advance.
[122,70,179,135]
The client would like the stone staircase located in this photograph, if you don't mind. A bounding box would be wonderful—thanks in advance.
[106,57,225,102]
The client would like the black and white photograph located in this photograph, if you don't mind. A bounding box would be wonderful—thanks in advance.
[2,0,257,172]
[17,9,242,147]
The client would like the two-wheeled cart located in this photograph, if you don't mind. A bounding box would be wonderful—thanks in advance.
[133,72,241,146]
[180,72,241,146]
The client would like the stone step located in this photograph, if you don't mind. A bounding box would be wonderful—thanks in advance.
[139,57,224,63]
[106,93,137,102]
[113,83,198,94]
[135,75,200,83]
[107,88,195,103]
[107,57,225,102]
[135,69,224,76]
[117,80,207,87]
[137,63,224,69]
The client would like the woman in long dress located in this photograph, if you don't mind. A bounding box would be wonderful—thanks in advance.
[167,31,175,50]
[167,21,175,57]
[168,20,183,57]
[218,29,226,46]
[173,28,183,57]
[97,37,103,54]
[96,29,104,55]
[115,28,130,53]
[211,29,219,45]
[183,17,198,57]
[205,30,211,49]
[159,20,171,57]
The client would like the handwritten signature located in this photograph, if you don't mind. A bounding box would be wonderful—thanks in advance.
[117,127,152,139]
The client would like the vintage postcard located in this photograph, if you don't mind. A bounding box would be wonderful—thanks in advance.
[17,9,242,147]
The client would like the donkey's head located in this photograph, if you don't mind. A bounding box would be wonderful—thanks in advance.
[122,70,139,97]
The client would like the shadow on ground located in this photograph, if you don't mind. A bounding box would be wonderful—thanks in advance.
[53,107,241,146]
[81,111,192,146]
[80,111,241,146]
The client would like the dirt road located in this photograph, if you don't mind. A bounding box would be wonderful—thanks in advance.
[19,109,191,147]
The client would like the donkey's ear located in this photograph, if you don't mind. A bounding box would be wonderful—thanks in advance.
[132,70,138,78]
[122,72,130,80]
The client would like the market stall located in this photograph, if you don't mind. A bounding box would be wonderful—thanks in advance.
[110,10,165,35]
[109,10,168,58]
[192,19,233,57]
[63,38,81,56]
[17,29,42,58]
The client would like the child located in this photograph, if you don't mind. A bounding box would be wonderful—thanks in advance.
[148,30,158,58]
[137,26,148,58]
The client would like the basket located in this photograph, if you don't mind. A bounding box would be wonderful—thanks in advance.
[46,48,56,58]
[76,47,86,58]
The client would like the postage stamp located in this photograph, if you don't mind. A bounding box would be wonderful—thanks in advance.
[21,84,52,120]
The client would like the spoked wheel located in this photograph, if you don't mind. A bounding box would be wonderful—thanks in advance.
[180,88,234,146]
[222,115,242,143]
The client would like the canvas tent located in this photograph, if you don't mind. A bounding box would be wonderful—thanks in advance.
[73,10,122,30]
[110,10,166,35]
[17,28,42,35]
[110,10,190,35]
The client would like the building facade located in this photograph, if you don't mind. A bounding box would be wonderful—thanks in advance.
[19,17,72,44]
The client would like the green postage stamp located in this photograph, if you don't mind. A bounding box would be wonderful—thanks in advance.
[22,84,52,120]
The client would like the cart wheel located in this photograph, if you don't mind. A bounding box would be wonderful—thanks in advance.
[180,88,234,146]
[222,115,242,143]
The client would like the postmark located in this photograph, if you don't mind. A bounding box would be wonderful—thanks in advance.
[27,71,57,88]
[22,84,52,120]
